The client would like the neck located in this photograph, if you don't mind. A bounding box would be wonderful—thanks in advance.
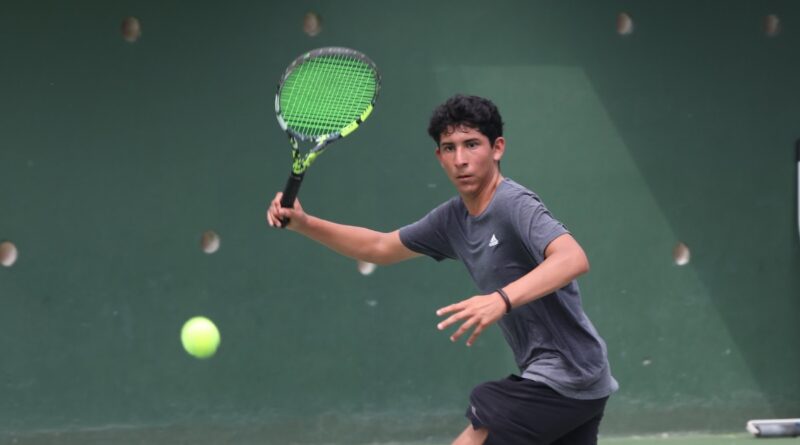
[462,171,503,216]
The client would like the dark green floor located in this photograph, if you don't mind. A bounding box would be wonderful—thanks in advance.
[3,431,797,445]
[600,434,797,445]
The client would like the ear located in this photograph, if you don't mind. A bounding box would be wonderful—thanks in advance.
[492,137,506,162]
[435,146,444,166]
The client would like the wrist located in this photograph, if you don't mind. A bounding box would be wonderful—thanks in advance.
[495,288,512,314]
[290,213,311,233]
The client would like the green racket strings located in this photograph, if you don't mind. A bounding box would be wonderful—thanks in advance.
[280,54,376,138]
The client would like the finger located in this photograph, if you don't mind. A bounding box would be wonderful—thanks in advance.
[466,324,486,347]
[268,204,278,224]
[437,311,466,331]
[269,207,289,228]
[450,318,477,342]
[267,206,282,227]
[436,303,461,317]
[278,208,292,229]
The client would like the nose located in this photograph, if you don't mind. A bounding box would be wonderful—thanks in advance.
[454,146,468,166]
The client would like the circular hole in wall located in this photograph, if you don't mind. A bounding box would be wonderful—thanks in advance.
[763,14,781,37]
[673,242,691,266]
[121,17,142,43]
[303,12,322,37]
[201,231,221,254]
[0,241,19,267]
[617,12,634,36]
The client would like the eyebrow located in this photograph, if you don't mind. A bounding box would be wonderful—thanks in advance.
[440,138,480,147]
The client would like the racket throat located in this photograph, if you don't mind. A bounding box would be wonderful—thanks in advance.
[291,151,321,174]
[288,133,329,175]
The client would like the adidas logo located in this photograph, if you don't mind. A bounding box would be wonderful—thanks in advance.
[489,234,499,247]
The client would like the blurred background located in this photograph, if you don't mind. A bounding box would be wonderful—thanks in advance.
[1,1,799,443]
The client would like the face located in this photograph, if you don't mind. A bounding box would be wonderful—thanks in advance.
[435,125,505,197]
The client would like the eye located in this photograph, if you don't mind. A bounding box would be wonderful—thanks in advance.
[466,141,479,149]
[441,145,455,152]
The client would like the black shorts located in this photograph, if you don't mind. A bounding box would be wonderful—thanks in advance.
[465,375,609,445]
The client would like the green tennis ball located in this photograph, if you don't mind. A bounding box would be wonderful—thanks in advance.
[180,316,220,359]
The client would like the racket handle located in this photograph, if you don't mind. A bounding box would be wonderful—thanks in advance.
[279,172,305,228]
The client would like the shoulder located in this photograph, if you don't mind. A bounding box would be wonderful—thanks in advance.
[497,178,544,207]
[409,195,462,229]
[497,179,563,233]
[430,195,463,218]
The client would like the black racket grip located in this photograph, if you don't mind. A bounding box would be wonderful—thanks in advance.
[279,172,305,228]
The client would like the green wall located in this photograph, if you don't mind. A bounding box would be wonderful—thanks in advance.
[1,1,799,443]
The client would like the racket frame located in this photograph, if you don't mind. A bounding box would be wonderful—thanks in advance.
[274,47,380,222]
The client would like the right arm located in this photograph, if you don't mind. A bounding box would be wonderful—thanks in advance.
[266,192,421,266]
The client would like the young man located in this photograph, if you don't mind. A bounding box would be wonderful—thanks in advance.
[266,95,618,444]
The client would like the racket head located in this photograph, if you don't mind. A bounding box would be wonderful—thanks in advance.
[275,47,381,143]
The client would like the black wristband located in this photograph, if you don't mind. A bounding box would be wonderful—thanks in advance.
[495,288,512,314]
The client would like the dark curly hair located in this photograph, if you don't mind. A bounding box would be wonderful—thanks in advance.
[427,95,504,146]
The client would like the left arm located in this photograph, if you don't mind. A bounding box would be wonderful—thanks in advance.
[501,233,589,307]
[436,233,589,346]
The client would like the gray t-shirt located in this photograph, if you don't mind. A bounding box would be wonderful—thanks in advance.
[399,178,618,400]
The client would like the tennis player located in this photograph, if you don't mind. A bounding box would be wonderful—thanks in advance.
[267,94,618,444]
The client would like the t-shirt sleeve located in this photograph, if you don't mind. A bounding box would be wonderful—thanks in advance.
[398,201,457,262]
[512,193,570,264]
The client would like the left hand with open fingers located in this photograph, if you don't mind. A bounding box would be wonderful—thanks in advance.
[435,293,507,347]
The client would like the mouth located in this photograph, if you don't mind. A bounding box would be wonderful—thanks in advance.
[456,174,472,181]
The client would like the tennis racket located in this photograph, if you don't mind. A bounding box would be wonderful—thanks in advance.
[275,47,381,227]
